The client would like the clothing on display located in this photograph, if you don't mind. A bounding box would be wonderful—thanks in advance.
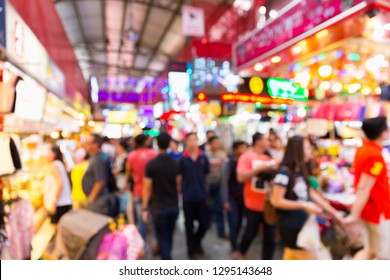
[5,198,34,260]
[0,134,23,177]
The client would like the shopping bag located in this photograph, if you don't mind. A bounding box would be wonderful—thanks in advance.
[122,224,145,260]
[96,231,128,260]
[315,243,332,260]
[297,215,322,251]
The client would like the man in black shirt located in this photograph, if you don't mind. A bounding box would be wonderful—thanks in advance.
[142,133,180,260]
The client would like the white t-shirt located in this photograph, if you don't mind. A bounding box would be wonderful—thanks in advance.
[44,160,72,209]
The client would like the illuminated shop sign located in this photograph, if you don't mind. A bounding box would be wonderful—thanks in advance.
[267,78,307,101]
[240,76,307,101]
[220,92,293,105]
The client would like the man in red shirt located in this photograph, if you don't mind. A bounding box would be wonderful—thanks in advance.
[346,116,390,259]
[127,134,158,241]
[236,132,278,260]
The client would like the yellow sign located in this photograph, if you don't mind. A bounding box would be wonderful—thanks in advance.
[249,76,264,95]
[108,110,137,124]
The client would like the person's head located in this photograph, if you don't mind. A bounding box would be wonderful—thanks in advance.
[252,132,271,152]
[362,116,388,143]
[48,146,64,163]
[185,132,199,151]
[157,133,171,151]
[208,136,221,151]
[117,139,128,154]
[170,139,180,152]
[281,136,313,174]
[232,141,247,158]
[206,130,215,141]
[271,136,284,151]
[134,134,149,149]
[84,133,103,155]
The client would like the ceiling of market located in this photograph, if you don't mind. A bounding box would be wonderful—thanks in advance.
[54,0,236,86]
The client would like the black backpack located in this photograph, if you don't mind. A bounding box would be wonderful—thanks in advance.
[104,158,119,193]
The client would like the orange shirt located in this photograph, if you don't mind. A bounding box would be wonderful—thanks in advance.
[353,140,390,224]
[237,149,272,212]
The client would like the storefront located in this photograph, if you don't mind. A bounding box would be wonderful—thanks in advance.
[0,1,89,260]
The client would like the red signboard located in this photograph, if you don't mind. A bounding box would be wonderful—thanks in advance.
[233,0,373,70]
[220,92,293,105]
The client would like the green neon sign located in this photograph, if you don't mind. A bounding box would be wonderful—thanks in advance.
[267,78,308,101]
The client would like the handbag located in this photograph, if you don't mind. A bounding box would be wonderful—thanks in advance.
[297,214,322,251]
[87,192,120,218]
[263,190,279,226]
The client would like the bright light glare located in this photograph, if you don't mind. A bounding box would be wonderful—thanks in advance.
[332,82,343,93]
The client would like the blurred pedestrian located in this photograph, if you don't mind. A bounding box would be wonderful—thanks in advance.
[221,141,248,254]
[179,133,210,258]
[236,133,278,260]
[345,117,390,260]
[142,133,180,260]
[126,134,158,240]
[271,136,344,260]
[44,146,72,225]
[205,136,227,238]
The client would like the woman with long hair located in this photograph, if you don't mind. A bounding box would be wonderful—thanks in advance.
[270,136,343,260]
[43,146,73,224]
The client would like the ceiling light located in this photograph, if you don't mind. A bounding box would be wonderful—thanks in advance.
[348,83,361,94]
[316,29,329,39]
[271,56,281,63]
[269,10,278,19]
[318,65,333,78]
[319,81,331,91]
[375,87,382,95]
[362,87,371,95]
[259,6,266,15]
[292,46,302,55]
[254,63,264,71]
[332,82,343,93]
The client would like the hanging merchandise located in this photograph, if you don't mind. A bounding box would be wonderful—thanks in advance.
[0,133,22,177]
[4,198,34,260]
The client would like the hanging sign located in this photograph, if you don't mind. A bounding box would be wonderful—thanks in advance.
[182,6,205,37]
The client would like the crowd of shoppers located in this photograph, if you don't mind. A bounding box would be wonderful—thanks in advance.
[43,116,390,260]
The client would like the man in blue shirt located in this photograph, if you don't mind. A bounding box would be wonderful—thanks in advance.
[179,133,210,258]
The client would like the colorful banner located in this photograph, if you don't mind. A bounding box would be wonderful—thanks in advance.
[220,92,293,105]
[233,0,371,69]
[182,6,205,37]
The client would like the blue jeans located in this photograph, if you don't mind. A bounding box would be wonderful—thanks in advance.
[227,196,245,251]
[152,207,179,260]
[208,183,225,237]
[134,197,147,241]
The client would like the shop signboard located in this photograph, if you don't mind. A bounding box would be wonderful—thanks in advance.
[0,0,5,47]
[239,76,307,101]
[5,3,49,86]
[43,92,64,124]
[168,72,191,111]
[46,59,65,97]
[220,92,293,105]
[107,110,137,124]
[233,0,371,70]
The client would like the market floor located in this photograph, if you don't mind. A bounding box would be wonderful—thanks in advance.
[142,211,284,260]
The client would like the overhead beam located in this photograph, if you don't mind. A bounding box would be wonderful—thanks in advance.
[141,0,185,76]
[116,0,129,73]
[132,0,154,67]
[101,0,107,78]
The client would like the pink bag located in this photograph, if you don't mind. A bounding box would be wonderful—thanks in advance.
[122,225,145,260]
[96,232,128,260]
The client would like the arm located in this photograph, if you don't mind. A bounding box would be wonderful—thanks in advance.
[346,173,376,223]
[142,177,152,223]
[221,161,230,205]
[176,175,182,194]
[237,164,273,183]
[88,181,105,203]
[310,188,344,223]
[51,162,64,202]
[271,182,322,215]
